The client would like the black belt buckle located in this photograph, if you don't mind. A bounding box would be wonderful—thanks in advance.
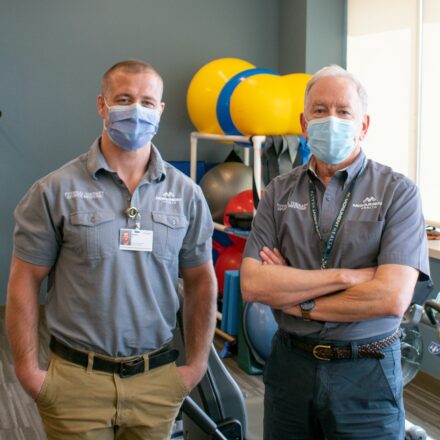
[119,356,144,378]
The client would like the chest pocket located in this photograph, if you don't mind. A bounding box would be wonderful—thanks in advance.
[340,220,384,268]
[69,211,116,259]
[152,211,188,260]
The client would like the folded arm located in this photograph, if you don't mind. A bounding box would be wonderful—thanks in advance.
[240,248,376,309]
[256,247,418,321]
[283,263,418,321]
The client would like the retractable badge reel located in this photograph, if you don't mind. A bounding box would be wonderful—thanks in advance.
[126,206,141,229]
[120,207,153,252]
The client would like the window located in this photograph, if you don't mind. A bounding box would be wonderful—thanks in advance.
[347,0,440,225]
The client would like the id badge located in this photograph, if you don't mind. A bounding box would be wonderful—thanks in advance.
[119,228,153,252]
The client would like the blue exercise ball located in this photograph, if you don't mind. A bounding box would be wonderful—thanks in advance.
[243,302,278,363]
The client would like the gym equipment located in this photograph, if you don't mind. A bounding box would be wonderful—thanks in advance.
[221,270,241,337]
[187,57,311,136]
[402,290,440,440]
[187,58,255,135]
[199,162,252,223]
[400,279,434,385]
[174,290,247,440]
[223,189,254,249]
[214,245,243,295]
[223,189,254,228]
[242,302,277,365]
[283,73,314,135]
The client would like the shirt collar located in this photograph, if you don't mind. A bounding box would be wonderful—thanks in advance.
[307,148,366,187]
[86,139,167,183]
[87,138,113,179]
[343,149,366,189]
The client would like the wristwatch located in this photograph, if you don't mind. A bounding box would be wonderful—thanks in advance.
[300,300,315,321]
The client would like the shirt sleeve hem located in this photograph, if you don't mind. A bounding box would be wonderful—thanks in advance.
[13,248,55,267]
[378,254,430,280]
[179,255,212,268]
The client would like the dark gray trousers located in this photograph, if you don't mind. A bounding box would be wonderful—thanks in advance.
[263,331,404,440]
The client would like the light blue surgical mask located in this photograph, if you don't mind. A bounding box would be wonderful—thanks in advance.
[104,101,160,151]
[306,116,357,164]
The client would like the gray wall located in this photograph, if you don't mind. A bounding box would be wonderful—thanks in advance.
[0,0,347,304]
[279,0,347,74]
[0,0,282,301]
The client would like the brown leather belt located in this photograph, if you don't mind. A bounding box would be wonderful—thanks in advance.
[279,329,400,361]
[50,336,179,378]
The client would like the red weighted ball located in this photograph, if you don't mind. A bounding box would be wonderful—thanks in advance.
[223,189,254,227]
[214,245,243,294]
[223,189,253,250]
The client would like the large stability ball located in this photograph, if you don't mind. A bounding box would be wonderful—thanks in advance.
[243,302,278,363]
[283,73,313,135]
[187,58,254,134]
[187,57,311,136]
[200,162,252,223]
[231,74,294,135]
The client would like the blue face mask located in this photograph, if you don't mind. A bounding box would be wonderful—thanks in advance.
[104,101,160,151]
[306,116,357,164]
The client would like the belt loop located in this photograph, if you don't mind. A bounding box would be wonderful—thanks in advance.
[87,352,94,373]
[350,342,358,360]
[142,354,149,372]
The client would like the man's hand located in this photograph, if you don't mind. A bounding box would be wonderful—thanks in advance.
[176,363,207,394]
[260,247,287,266]
[16,367,47,401]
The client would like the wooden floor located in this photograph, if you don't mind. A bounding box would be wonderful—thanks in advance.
[1,306,439,439]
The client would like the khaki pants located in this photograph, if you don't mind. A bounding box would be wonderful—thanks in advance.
[36,353,188,439]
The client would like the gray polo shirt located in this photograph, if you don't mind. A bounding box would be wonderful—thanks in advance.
[13,139,213,356]
[243,150,430,341]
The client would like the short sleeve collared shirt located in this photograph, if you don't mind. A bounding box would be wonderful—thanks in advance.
[243,150,430,340]
[13,139,213,356]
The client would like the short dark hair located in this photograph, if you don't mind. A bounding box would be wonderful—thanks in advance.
[101,59,163,96]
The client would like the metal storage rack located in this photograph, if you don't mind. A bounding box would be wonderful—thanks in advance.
[189,131,265,231]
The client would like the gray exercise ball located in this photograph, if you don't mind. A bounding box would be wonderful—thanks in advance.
[200,162,252,223]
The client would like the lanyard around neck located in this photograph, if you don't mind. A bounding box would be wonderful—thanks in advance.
[309,158,367,269]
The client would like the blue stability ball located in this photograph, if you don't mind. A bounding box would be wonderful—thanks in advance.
[243,302,278,363]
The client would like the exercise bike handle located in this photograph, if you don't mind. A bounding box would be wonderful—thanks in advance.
[424,300,440,326]
[181,396,228,440]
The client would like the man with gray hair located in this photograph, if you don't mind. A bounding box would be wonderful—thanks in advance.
[241,65,430,439]
[7,59,217,439]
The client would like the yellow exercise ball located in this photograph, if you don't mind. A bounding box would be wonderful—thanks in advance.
[283,73,312,135]
[187,58,255,134]
[230,74,294,135]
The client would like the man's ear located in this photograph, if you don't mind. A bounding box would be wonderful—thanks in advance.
[97,95,106,119]
[300,113,308,139]
[359,114,370,141]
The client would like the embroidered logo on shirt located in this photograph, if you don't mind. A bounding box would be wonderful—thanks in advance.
[352,196,382,210]
[155,191,183,205]
[277,201,308,211]
[64,191,104,200]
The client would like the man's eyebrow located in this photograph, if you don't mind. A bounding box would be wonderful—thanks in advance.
[113,93,132,98]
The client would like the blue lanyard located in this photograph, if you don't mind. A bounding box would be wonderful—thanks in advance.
[309,158,367,269]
